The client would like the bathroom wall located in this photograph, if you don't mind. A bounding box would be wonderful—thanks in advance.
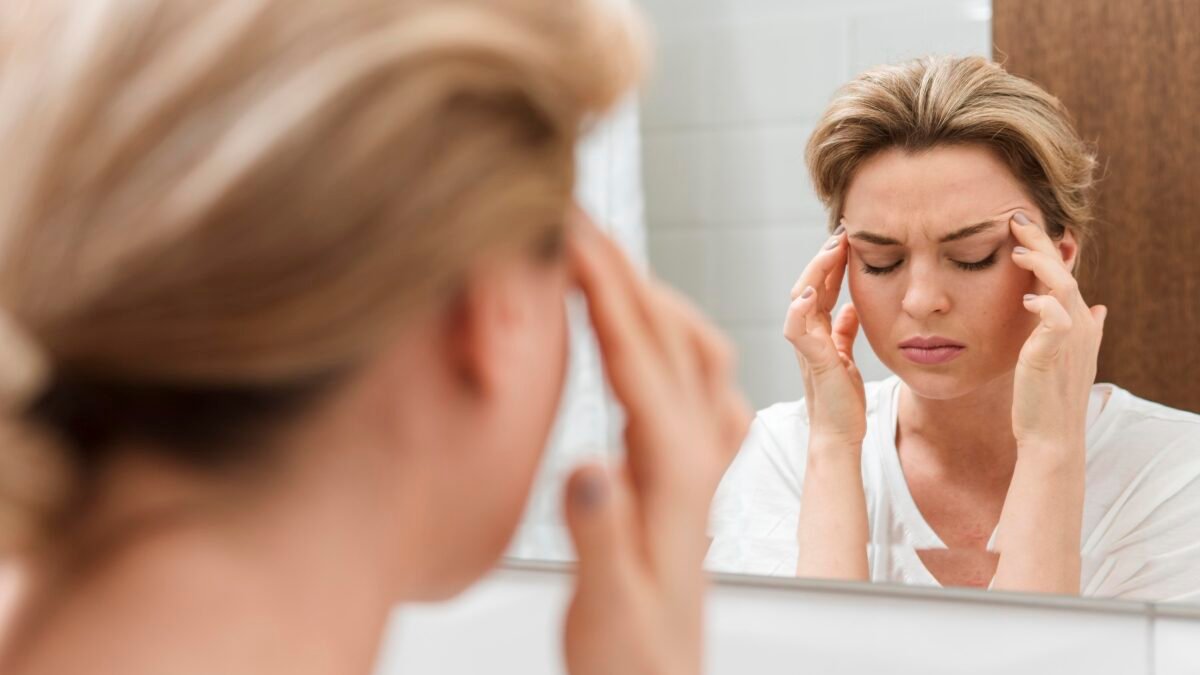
[639,0,992,409]
[995,0,1200,414]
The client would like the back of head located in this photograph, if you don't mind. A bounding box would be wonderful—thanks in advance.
[806,55,1097,247]
[0,0,644,553]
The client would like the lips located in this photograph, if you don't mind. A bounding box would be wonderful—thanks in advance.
[898,336,966,365]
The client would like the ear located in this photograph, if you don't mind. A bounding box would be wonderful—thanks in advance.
[444,262,525,399]
[1057,228,1080,274]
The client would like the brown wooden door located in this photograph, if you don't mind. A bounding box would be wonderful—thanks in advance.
[995,0,1200,413]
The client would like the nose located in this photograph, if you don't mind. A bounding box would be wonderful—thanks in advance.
[900,262,951,319]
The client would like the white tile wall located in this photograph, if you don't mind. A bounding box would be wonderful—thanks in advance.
[642,125,822,228]
[640,15,847,130]
[640,0,992,409]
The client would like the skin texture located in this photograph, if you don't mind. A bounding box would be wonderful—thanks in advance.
[2,210,751,675]
[786,144,1105,591]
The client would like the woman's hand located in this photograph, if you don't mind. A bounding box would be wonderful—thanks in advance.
[785,225,870,580]
[1009,211,1107,461]
[784,225,867,449]
[993,211,1107,595]
[562,208,752,675]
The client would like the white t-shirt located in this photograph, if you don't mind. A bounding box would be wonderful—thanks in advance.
[706,376,1200,602]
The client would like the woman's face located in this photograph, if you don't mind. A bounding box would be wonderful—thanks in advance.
[842,144,1075,400]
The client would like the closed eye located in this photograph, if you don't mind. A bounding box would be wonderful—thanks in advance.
[861,260,902,276]
[860,249,1000,276]
[954,250,999,271]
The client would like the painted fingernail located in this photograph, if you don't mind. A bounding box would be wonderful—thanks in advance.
[1013,246,1030,255]
[833,224,846,236]
[573,473,607,510]
[1024,294,1038,302]
[1014,212,1032,226]
[824,237,840,250]
[800,286,815,300]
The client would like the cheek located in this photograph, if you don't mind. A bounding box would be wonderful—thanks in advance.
[962,264,1039,347]
[848,269,902,342]
[521,272,570,456]
[539,274,571,396]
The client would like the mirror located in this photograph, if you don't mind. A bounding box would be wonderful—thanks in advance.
[511,0,1200,609]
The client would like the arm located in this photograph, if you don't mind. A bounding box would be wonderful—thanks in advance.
[991,447,1085,594]
[993,211,1106,595]
[563,211,752,675]
[797,440,869,580]
[785,225,870,581]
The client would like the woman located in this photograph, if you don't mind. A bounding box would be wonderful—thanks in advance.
[707,56,1200,600]
[0,0,750,672]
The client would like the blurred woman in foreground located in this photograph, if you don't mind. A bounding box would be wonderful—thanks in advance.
[0,1,749,672]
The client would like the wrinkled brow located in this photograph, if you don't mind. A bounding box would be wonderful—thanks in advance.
[848,220,1005,246]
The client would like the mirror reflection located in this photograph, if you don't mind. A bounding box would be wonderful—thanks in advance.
[638,0,1200,602]
[486,0,1200,613]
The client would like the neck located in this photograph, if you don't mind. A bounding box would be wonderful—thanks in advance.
[896,372,1019,479]
[7,420,407,674]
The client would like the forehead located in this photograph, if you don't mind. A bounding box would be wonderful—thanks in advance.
[842,144,1031,238]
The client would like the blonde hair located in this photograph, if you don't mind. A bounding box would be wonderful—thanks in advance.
[806,56,1097,247]
[0,0,644,552]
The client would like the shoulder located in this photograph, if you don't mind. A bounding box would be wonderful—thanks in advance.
[1086,386,1200,520]
[730,379,893,481]
[1093,386,1200,458]
[1082,390,1200,599]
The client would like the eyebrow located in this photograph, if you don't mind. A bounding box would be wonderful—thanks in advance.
[849,220,1005,246]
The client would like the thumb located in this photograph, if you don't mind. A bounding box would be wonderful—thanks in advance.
[784,292,840,375]
[564,463,638,597]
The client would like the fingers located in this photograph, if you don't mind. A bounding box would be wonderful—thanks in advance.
[660,288,753,461]
[568,213,659,410]
[1023,293,1073,332]
[830,303,860,363]
[783,287,825,360]
[565,464,640,598]
[570,207,749,510]
[1009,214,1087,314]
[783,286,816,343]
[570,207,723,401]
[784,288,841,376]
[572,209,705,420]
[783,229,848,372]
[647,283,702,392]
[822,227,849,313]
[790,228,848,312]
[1020,293,1073,366]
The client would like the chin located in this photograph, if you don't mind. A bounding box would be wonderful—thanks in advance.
[413,530,518,602]
[404,478,534,603]
[888,357,1010,401]
[424,563,498,602]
